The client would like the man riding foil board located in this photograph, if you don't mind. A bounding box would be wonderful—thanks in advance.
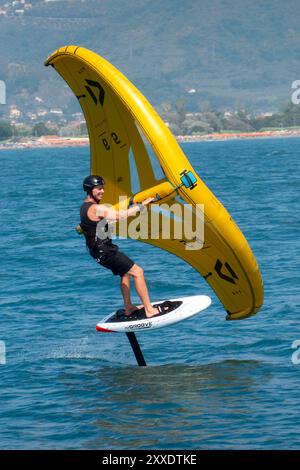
[78,175,176,319]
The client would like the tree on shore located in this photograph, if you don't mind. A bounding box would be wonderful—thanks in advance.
[32,122,56,137]
[0,121,12,141]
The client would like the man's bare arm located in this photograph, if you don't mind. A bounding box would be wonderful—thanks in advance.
[95,204,141,221]
[88,197,154,222]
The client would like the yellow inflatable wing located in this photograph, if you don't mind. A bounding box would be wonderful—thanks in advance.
[45,46,263,320]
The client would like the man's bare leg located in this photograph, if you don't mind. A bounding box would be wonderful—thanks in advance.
[121,273,136,315]
[127,264,159,318]
[120,273,142,316]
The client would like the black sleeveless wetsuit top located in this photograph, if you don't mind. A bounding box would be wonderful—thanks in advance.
[80,202,111,250]
[80,202,133,276]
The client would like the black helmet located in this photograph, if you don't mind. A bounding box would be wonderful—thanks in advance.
[83,175,105,192]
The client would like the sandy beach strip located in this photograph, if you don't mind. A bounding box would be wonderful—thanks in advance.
[1,129,300,150]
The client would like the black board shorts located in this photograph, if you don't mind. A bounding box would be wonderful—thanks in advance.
[90,241,134,277]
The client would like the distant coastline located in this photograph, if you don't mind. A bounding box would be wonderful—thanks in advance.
[1,129,300,150]
[176,128,300,142]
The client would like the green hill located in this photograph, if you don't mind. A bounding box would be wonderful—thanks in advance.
[0,0,300,117]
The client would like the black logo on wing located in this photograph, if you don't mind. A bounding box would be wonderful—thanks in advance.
[214,259,239,284]
[85,79,105,107]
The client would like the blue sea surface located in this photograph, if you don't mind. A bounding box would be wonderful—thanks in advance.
[0,138,299,449]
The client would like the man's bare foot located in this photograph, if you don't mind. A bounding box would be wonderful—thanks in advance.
[145,306,159,318]
[124,305,142,317]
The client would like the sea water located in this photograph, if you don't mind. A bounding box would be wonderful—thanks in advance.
[0,138,299,449]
